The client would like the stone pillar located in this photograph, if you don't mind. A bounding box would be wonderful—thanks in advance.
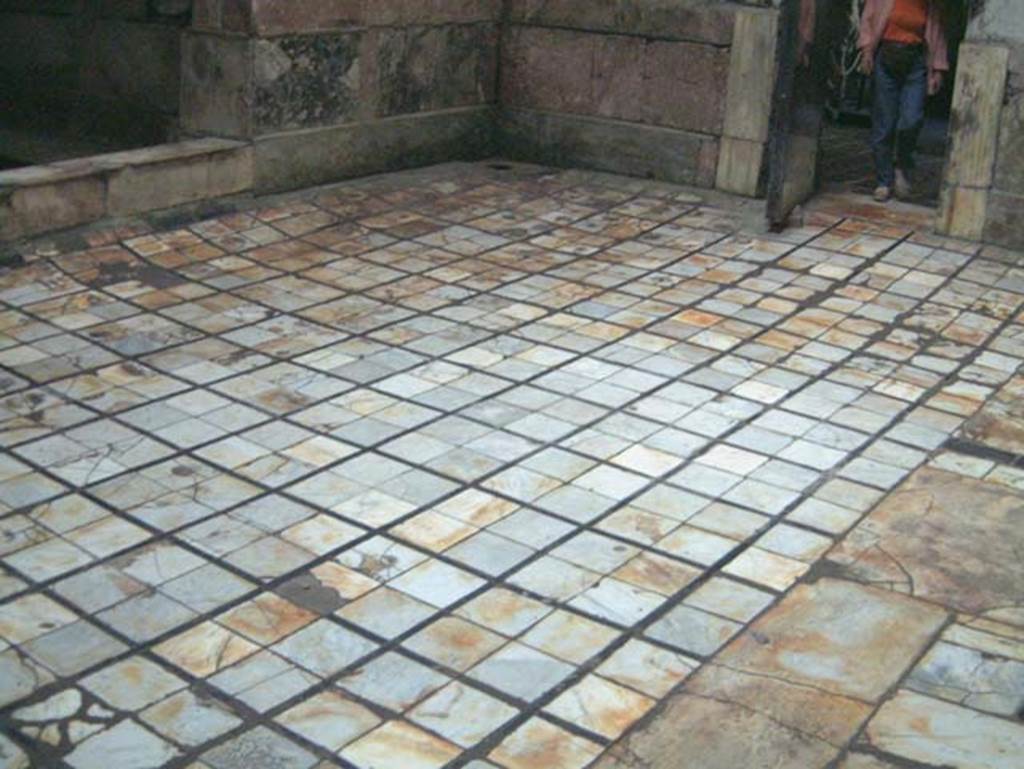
[181,1,254,139]
[937,43,1010,241]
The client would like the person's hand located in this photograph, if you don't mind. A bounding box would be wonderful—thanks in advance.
[928,70,945,95]
[859,51,873,76]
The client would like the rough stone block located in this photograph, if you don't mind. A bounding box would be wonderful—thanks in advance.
[994,67,1024,196]
[181,31,252,138]
[643,40,729,134]
[193,0,251,32]
[499,109,719,187]
[505,0,735,45]
[591,35,645,121]
[1,176,106,242]
[984,190,1024,250]
[253,33,363,133]
[247,0,500,34]
[369,24,497,119]
[364,0,500,27]
[501,27,595,115]
[253,107,495,192]
[502,26,727,134]
[106,141,253,216]
[249,0,361,35]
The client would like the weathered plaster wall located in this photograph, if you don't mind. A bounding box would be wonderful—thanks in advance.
[0,0,186,149]
[184,0,500,192]
[968,0,1024,43]
[497,0,778,189]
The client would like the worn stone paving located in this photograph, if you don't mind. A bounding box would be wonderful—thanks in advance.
[0,162,1022,769]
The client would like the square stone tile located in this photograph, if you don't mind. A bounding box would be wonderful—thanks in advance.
[597,639,698,698]
[97,591,197,642]
[521,610,620,665]
[409,681,519,748]
[154,622,260,678]
[272,619,378,678]
[0,593,78,645]
[82,656,187,710]
[218,592,317,645]
[468,642,574,703]
[208,650,317,713]
[456,588,553,636]
[65,720,180,769]
[544,674,655,739]
[389,559,485,608]
[646,604,744,657]
[340,720,461,769]
[202,726,318,769]
[278,690,381,751]
[24,618,127,676]
[339,651,450,712]
[488,717,602,769]
[141,689,242,747]
[403,616,506,672]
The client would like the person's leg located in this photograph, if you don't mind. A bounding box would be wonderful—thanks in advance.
[870,51,901,193]
[895,52,928,181]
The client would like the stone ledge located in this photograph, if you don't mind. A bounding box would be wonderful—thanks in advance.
[253,106,496,193]
[195,0,502,36]
[1,139,253,242]
[0,139,250,190]
[504,0,739,46]
[498,108,720,188]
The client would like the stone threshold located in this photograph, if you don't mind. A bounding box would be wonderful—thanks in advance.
[0,138,253,243]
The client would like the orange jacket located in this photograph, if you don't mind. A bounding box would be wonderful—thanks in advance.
[858,0,950,94]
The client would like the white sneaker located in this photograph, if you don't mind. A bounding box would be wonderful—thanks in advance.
[894,169,912,200]
[873,185,892,202]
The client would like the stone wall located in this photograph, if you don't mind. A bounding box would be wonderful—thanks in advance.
[497,0,778,189]
[184,1,500,192]
[939,2,1024,249]
[0,0,186,149]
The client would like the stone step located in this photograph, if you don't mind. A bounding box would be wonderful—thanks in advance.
[0,138,252,242]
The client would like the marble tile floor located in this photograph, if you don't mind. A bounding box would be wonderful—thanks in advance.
[0,162,1022,769]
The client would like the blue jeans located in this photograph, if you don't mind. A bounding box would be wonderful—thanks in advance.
[871,44,927,187]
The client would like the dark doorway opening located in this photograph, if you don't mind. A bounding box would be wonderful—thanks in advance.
[816,0,969,207]
[0,2,191,170]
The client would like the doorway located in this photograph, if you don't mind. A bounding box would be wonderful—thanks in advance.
[0,3,190,170]
[767,0,969,226]
[818,0,968,206]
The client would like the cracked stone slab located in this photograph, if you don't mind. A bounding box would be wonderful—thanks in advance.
[862,690,1024,769]
[711,578,947,703]
[960,377,1024,455]
[906,619,1024,717]
[828,467,1024,618]
[593,691,841,769]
